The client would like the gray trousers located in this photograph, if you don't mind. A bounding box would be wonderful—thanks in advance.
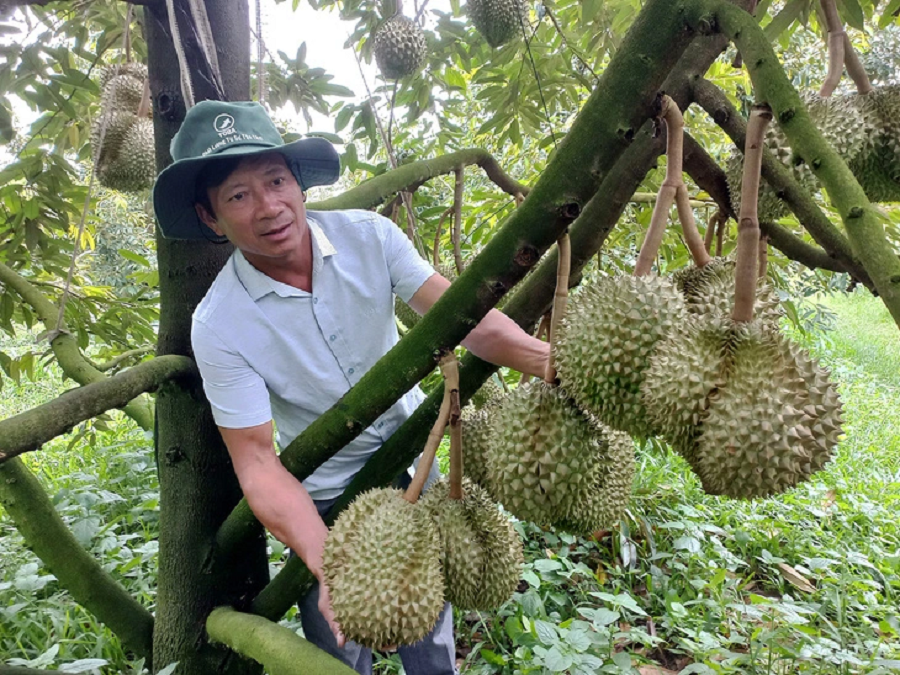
[299,466,457,674]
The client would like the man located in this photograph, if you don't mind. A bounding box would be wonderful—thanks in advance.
[153,101,548,674]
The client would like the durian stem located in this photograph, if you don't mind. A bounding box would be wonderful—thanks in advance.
[675,185,712,268]
[520,312,551,385]
[137,77,151,118]
[716,212,726,257]
[433,206,453,267]
[732,104,772,323]
[758,233,769,279]
[403,353,457,503]
[842,33,873,95]
[124,4,133,63]
[634,95,683,276]
[452,167,465,275]
[704,210,726,255]
[447,388,463,500]
[818,0,845,98]
[544,233,571,384]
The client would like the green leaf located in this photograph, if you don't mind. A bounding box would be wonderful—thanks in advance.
[836,0,866,29]
[612,651,632,671]
[335,105,355,133]
[119,249,151,267]
[533,618,559,645]
[543,646,574,672]
[479,649,506,666]
[764,0,805,40]
[878,0,900,27]
[307,131,345,144]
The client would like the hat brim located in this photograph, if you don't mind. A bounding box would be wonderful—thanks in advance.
[153,136,340,240]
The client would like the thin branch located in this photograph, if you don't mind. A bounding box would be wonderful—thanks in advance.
[90,346,154,372]
[307,148,528,212]
[0,356,195,464]
[432,206,453,267]
[452,167,464,274]
[818,0,845,97]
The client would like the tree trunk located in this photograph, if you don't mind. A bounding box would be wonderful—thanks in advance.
[146,2,268,673]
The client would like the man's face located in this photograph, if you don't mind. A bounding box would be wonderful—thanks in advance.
[196,153,307,262]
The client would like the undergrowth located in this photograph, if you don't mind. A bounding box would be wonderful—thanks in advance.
[1,290,899,674]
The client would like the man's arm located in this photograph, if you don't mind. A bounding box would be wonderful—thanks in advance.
[408,273,550,378]
[218,422,344,646]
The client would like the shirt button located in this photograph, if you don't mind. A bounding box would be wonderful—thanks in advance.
[348,368,355,374]
[329,334,336,341]
[377,422,384,429]
[314,297,318,304]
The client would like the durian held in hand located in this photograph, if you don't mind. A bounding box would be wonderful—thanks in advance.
[641,105,843,499]
[92,63,156,193]
[483,231,635,534]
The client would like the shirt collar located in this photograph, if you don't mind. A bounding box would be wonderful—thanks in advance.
[233,216,337,301]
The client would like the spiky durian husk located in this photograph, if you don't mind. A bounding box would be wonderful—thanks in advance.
[471,377,504,410]
[420,478,523,611]
[323,488,445,649]
[91,111,136,165]
[485,381,599,525]
[373,15,426,80]
[554,428,635,536]
[102,74,145,112]
[461,405,495,491]
[672,257,782,326]
[98,118,156,192]
[99,63,148,90]
[727,87,900,220]
[644,316,841,498]
[467,0,527,48]
[554,275,687,438]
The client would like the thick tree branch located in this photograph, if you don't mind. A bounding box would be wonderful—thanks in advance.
[206,608,356,675]
[5,0,158,4]
[247,24,750,620]
[689,0,900,327]
[307,148,528,212]
[215,0,699,565]
[0,459,155,662]
[681,125,854,274]
[0,262,154,429]
[0,356,195,464]
[690,77,875,290]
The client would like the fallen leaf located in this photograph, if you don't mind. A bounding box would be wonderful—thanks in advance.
[822,489,837,509]
[777,563,816,593]
[638,666,679,675]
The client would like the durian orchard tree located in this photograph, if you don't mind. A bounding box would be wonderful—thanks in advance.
[0,0,899,673]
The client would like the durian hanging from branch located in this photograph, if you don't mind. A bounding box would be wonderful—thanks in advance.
[373,0,426,80]
[467,0,528,48]
[642,105,844,499]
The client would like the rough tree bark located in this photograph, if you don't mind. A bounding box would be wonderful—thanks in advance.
[145,2,267,673]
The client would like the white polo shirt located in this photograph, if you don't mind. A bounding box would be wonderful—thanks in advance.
[191,209,436,500]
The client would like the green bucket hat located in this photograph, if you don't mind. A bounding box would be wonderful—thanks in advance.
[153,100,340,240]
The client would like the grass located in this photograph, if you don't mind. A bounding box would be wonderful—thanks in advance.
[1,291,899,674]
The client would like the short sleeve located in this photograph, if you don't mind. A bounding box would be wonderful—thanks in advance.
[376,214,437,302]
[191,319,273,429]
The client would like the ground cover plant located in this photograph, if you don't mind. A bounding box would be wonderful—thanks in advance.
[2,291,898,674]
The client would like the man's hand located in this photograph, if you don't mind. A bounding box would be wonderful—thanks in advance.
[317,576,346,648]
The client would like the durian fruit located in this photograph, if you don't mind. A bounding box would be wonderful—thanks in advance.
[98,118,156,192]
[644,106,843,498]
[672,256,782,326]
[485,381,600,525]
[467,0,527,48]
[373,14,426,80]
[554,275,687,438]
[322,487,445,648]
[554,427,635,536]
[461,404,496,490]
[90,111,136,165]
[727,86,900,221]
[643,316,840,498]
[470,376,504,410]
[420,477,523,610]
[98,62,148,91]
[102,74,145,112]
